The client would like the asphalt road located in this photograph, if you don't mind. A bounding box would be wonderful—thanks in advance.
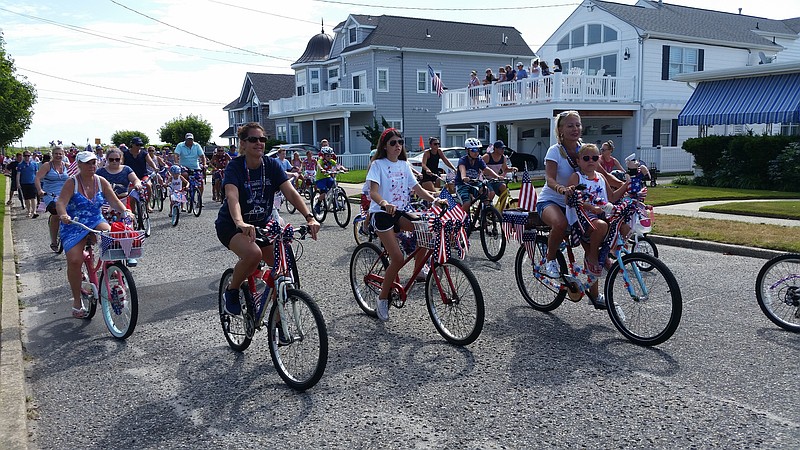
[13,191,800,449]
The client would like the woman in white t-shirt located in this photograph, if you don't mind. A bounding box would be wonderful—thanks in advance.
[366,128,444,322]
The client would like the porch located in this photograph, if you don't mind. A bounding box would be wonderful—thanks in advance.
[269,88,374,116]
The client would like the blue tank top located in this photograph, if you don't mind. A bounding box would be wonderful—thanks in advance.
[41,162,69,204]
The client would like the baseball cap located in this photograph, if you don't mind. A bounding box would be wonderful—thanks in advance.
[185,133,194,140]
[76,151,97,163]
[95,145,103,150]
[493,140,505,149]
[130,136,144,146]
[517,62,524,67]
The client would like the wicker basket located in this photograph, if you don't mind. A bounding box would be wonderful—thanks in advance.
[413,221,435,249]
[99,230,146,261]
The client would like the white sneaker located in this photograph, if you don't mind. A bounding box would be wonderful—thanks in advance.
[415,266,429,282]
[540,259,561,278]
[376,299,389,321]
[589,293,607,310]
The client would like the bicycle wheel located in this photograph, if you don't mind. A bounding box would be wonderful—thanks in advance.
[513,236,567,311]
[285,199,296,214]
[149,187,157,210]
[99,262,139,339]
[629,235,659,272]
[349,243,387,316]
[755,253,800,332]
[480,206,505,262]
[311,192,327,222]
[171,204,180,227]
[425,258,484,346]
[333,189,351,228]
[81,263,98,319]
[268,288,328,391]
[156,185,165,212]
[605,253,682,346]
[140,199,151,237]
[352,215,372,245]
[186,187,195,215]
[192,188,202,217]
[218,269,252,351]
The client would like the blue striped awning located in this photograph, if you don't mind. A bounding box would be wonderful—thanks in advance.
[678,72,800,126]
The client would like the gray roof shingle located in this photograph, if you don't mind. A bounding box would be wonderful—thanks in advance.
[246,73,295,104]
[593,0,794,49]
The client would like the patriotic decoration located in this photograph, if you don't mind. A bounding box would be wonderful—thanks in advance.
[67,160,79,177]
[268,220,295,282]
[428,65,444,97]
[502,210,529,243]
[517,166,537,212]
[429,189,470,261]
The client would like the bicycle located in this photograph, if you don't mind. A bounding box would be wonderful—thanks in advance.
[149,170,165,212]
[185,167,203,217]
[461,178,506,262]
[41,193,64,254]
[349,210,484,346]
[512,198,682,346]
[218,221,326,390]
[69,219,145,339]
[755,253,800,332]
[128,183,151,237]
[169,188,188,227]
[311,169,351,228]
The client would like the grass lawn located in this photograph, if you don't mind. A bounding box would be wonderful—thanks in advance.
[654,214,800,253]
[699,200,800,220]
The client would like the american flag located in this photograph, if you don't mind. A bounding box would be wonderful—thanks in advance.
[430,189,469,257]
[428,65,444,97]
[517,168,537,211]
[67,160,79,177]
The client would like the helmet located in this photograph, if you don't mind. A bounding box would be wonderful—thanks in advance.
[169,165,182,175]
[464,138,482,150]
[320,146,334,155]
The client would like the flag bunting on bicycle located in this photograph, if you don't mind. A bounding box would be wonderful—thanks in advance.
[428,65,444,97]
[431,189,469,257]
[517,166,537,211]
[501,210,529,243]
[67,160,79,177]
[268,220,295,278]
[520,229,540,264]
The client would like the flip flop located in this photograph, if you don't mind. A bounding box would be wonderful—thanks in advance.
[71,307,90,319]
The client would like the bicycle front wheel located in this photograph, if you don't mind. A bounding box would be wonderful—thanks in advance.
[755,253,800,332]
[99,262,139,339]
[171,204,180,227]
[285,199,296,214]
[349,243,387,317]
[156,185,165,212]
[480,206,505,262]
[514,237,566,311]
[333,189,351,228]
[426,258,484,346]
[268,289,328,391]
[218,269,252,351]
[605,253,682,346]
[352,215,373,245]
[192,188,202,217]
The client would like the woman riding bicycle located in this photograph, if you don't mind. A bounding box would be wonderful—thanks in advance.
[367,128,446,322]
[55,151,132,319]
[216,123,320,316]
[34,146,70,252]
[454,138,502,213]
[481,140,517,199]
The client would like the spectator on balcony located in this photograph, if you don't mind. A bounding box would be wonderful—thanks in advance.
[553,58,563,73]
[482,68,497,85]
[468,70,480,88]
[515,62,528,80]
[530,59,541,78]
[540,60,551,76]
[505,64,516,81]
[496,66,506,83]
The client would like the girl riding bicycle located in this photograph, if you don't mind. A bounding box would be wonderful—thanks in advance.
[167,165,189,214]
[367,128,447,322]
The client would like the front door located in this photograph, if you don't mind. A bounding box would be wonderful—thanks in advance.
[330,124,341,154]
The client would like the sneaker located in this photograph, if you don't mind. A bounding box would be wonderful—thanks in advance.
[540,259,561,278]
[126,258,138,267]
[32,213,39,219]
[415,265,430,282]
[376,298,389,321]
[223,288,241,315]
[276,324,292,346]
[589,293,607,310]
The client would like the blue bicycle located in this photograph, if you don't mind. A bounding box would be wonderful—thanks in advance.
[184,167,203,217]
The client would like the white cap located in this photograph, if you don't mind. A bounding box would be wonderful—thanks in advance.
[76,151,97,163]
[185,133,194,140]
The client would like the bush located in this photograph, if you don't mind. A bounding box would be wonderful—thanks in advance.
[671,175,693,185]
[768,142,800,192]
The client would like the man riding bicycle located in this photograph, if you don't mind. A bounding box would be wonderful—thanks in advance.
[210,146,231,202]
[454,138,502,213]
[174,132,207,197]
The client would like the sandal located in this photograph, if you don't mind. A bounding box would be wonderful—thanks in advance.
[72,307,90,319]
[50,243,59,252]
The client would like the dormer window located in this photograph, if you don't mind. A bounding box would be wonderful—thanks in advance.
[558,24,617,51]
[348,27,357,45]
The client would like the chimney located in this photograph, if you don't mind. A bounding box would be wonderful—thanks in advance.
[738,8,742,15]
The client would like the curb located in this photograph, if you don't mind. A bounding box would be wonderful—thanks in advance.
[1,186,30,449]
[648,235,784,260]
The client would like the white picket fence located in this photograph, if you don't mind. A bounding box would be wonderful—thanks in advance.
[635,147,695,173]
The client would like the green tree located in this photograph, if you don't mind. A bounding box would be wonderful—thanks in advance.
[362,116,390,149]
[158,114,213,145]
[111,130,150,147]
[0,32,37,148]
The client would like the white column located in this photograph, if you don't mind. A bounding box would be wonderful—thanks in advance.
[312,119,318,147]
[508,124,518,149]
[440,125,446,147]
[343,115,351,154]
[488,121,497,145]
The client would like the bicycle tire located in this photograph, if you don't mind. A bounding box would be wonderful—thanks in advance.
[352,215,373,245]
[513,237,567,311]
[171,204,180,227]
[141,199,151,237]
[480,206,505,262]
[186,186,195,216]
[605,253,682,346]
[156,185,165,212]
[192,188,202,217]
[286,199,297,214]
[268,288,328,391]
[349,243,388,317]
[425,258,484,346]
[311,192,327,222]
[99,262,139,339]
[81,262,98,319]
[54,227,63,254]
[218,269,252,351]
[333,189,351,228]
[149,186,157,210]
[630,235,659,272]
[755,253,800,332]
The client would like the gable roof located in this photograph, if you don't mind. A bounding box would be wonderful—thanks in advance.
[338,14,535,57]
[592,0,793,49]
[233,73,295,107]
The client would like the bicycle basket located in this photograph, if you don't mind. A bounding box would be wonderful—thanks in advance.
[630,209,653,234]
[413,220,435,249]
[99,230,145,261]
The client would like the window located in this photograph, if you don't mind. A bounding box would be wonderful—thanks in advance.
[377,68,389,92]
[587,56,602,75]
[417,70,428,93]
[652,119,678,147]
[328,68,339,78]
[587,24,602,45]
[559,24,618,50]
[276,125,287,142]
[571,27,584,48]
[348,27,357,44]
[780,123,800,136]
[602,54,617,76]
[328,66,339,91]
[557,35,570,52]
[662,45,704,80]
[310,69,320,94]
[603,26,617,42]
[289,124,300,144]
[387,119,402,131]
[295,70,306,96]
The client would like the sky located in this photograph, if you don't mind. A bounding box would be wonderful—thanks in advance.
[2,0,799,148]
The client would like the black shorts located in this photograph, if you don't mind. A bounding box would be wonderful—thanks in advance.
[420,168,443,183]
[371,210,418,233]
[20,183,36,200]
[215,222,271,249]
[46,201,57,215]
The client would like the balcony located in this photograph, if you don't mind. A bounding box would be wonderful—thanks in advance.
[442,73,636,112]
[269,88,374,117]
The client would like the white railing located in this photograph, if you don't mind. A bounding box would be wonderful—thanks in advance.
[269,89,374,116]
[335,153,372,171]
[443,73,636,112]
[636,146,695,173]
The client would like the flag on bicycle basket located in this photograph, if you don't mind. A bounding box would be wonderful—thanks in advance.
[428,65,444,97]
[431,189,469,258]
[517,165,537,211]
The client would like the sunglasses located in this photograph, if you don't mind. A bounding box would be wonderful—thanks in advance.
[108,158,121,162]
[468,148,480,152]
[23,154,31,157]
[244,136,267,143]
[582,155,600,162]
[388,139,404,147]
[431,142,440,146]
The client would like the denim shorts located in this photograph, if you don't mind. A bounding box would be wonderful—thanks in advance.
[535,200,565,217]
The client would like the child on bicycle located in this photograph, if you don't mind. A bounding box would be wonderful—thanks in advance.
[565,143,630,306]
[454,138,502,213]
[313,147,348,215]
[167,164,189,215]
[368,128,447,322]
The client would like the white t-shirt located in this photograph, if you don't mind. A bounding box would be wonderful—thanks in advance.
[566,171,609,226]
[366,158,418,214]
[537,143,581,207]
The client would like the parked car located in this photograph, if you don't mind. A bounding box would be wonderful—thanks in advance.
[268,143,319,159]
[505,148,538,171]
[408,147,467,176]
